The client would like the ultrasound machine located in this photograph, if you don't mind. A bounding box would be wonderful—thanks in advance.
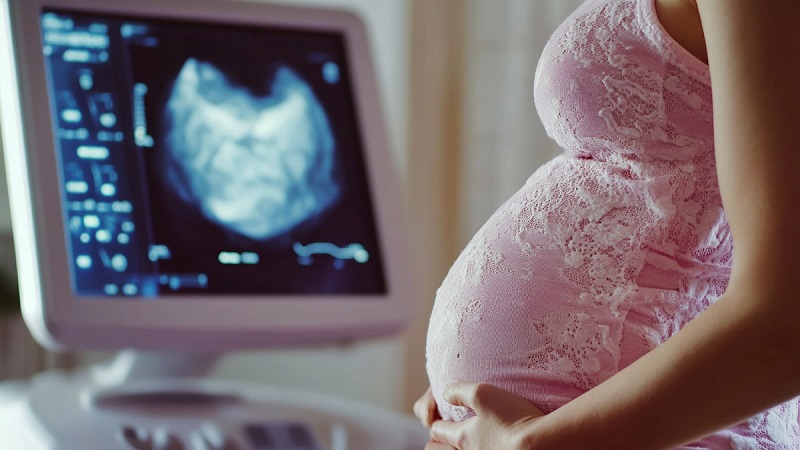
[0,0,427,448]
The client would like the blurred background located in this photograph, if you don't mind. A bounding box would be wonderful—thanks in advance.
[0,0,582,415]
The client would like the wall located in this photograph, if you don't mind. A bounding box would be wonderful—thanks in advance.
[402,0,466,413]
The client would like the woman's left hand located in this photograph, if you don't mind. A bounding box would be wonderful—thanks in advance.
[428,382,546,450]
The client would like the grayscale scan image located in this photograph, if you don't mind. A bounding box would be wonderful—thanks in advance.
[162,59,339,241]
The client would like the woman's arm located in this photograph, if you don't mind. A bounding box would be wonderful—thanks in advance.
[431,1,800,448]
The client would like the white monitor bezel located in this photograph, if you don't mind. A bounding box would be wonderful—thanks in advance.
[0,0,414,351]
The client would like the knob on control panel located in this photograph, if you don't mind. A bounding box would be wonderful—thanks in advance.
[189,423,240,450]
[117,426,185,450]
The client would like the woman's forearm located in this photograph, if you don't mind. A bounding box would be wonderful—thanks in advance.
[523,290,800,449]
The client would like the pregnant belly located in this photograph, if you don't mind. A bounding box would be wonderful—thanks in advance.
[423,227,788,450]
[423,155,728,422]
[425,222,648,421]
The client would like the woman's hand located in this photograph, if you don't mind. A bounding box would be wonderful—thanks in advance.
[414,386,440,428]
[415,387,452,450]
[429,382,545,450]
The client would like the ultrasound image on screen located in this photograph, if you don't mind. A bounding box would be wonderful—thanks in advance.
[162,60,338,241]
[41,10,387,297]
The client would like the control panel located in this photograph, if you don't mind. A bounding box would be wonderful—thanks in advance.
[116,422,322,450]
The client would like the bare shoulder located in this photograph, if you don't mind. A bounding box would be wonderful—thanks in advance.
[653,0,707,63]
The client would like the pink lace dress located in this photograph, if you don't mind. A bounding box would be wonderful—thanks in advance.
[424,0,800,448]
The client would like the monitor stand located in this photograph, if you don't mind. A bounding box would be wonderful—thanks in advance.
[0,350,429,450]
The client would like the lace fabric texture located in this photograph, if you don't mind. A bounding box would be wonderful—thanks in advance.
[425,0,799,448]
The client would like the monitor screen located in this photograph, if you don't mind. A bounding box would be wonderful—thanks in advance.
[41,9,386,298]
[0,0,413,350]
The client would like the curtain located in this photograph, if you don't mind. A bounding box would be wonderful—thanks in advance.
[459,0,584,243]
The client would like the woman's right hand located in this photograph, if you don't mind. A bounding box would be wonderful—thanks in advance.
[413,386,440,428]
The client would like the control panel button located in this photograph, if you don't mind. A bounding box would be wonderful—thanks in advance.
[243,423,320,450]
[116,425,185,450]
[189,423,239,450]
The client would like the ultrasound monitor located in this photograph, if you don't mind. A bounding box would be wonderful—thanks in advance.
[0,0,414,351]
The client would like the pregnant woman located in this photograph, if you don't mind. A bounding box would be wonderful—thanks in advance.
[416,0,800,448]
